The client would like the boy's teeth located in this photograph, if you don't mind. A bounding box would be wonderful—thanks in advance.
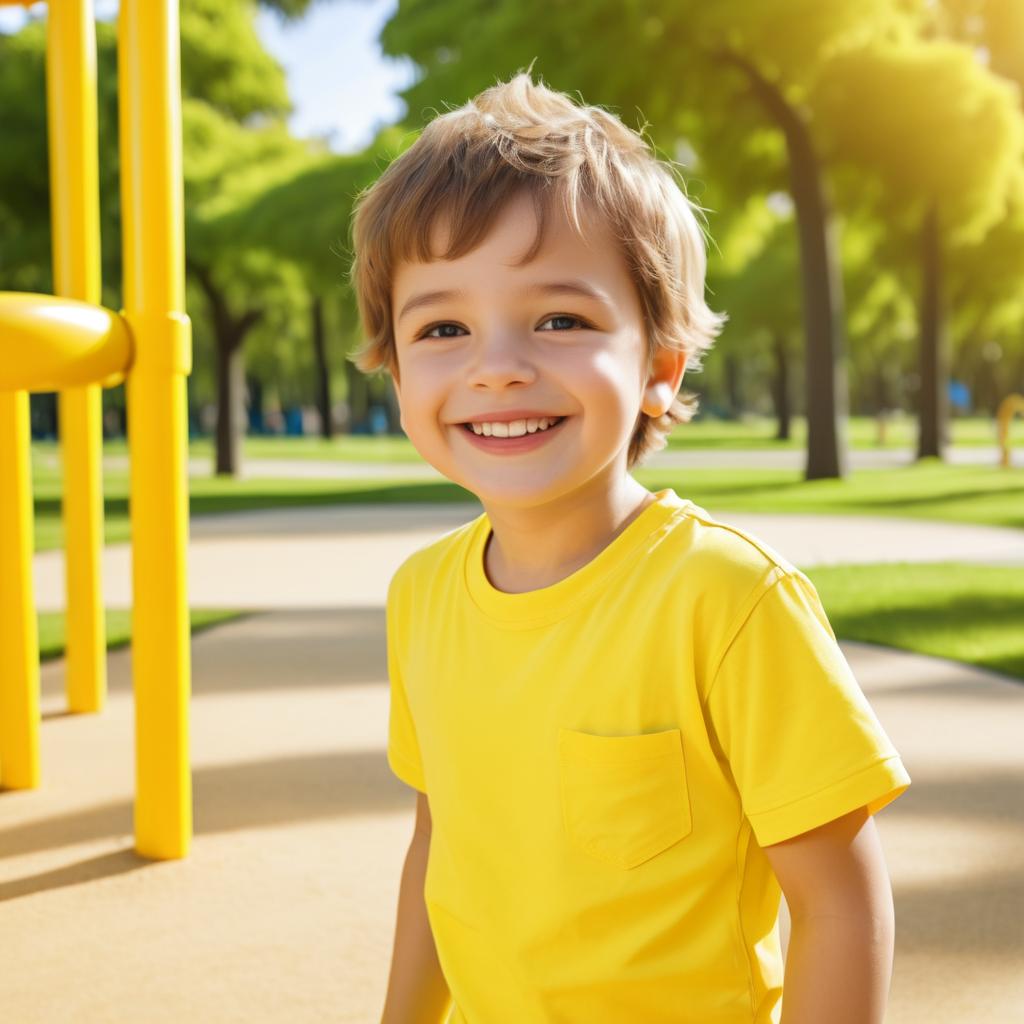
[470,417,560,437]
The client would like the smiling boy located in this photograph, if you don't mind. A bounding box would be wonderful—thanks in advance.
[350,72,911,1024]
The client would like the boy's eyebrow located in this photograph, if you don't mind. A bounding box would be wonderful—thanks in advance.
[396,280,611,324]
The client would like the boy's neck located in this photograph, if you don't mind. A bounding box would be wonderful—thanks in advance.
[481,474,656,595]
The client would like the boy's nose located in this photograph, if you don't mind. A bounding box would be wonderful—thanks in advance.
[465,333,538,388]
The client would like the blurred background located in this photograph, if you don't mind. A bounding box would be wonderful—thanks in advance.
[3,0,1023,475]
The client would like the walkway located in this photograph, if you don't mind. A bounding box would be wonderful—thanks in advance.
[4,501,1023,1022]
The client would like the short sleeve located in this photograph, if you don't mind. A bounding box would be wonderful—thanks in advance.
[385,573,427,793]
[705,568,910,847]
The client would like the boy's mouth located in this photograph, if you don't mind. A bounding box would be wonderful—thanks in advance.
[462,415,573,436]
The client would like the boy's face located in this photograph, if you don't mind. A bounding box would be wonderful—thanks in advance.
[389,191,685,509]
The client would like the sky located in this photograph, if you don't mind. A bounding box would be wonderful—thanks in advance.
[0,0,416,154]
[256,1,416,152]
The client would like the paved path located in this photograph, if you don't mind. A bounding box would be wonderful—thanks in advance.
[5,502,1024,1022]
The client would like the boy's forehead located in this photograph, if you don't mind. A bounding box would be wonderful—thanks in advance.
[392,194,626,307]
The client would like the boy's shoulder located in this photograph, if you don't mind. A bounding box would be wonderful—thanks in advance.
[667,502,826,675]
[673,499,804,587]
[679,501,798,573]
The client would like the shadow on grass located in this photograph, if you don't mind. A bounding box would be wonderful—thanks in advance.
[831,593,1024,682]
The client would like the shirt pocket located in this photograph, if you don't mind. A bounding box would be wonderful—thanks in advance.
[558,726,693,870]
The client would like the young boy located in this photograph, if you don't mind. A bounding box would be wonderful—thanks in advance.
[348,71,911,1024]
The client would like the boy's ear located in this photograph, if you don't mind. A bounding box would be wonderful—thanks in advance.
[641,345,687,418]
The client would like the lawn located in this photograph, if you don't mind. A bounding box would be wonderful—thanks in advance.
[804,562,1024,683]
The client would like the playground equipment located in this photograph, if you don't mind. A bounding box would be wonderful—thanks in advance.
[0,0,193,859]
[996,394,1023,468]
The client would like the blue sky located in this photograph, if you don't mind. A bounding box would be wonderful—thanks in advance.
[256,1,416,152]
[0,0,416,154]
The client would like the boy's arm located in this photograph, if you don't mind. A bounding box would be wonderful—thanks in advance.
[762,806,896,1024]
[380,792,452,1024]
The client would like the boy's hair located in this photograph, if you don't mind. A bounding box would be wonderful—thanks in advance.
[346,70,726,468]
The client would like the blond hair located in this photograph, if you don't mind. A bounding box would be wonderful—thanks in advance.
[346,69,725,467]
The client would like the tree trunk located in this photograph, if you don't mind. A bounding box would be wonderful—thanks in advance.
[770,333,792,441]
[382,374,403,434]
[311,294,334,440]
[30,392,59,439]
[246,373,265,434]
[785,115,848,479]
[724,352,743,417]
[188,259,263,476]
[718,50,849,480]
[874,365,891,414]
[917,203,948,460]
[344,357,370,431]
[216,340,246,475]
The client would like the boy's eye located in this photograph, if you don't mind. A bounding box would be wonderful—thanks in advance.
[539,314,588,332]
[415,314,589,340]
[417,322,464,340]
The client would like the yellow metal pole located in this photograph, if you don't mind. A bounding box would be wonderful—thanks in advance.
[996,394,1023,468]
[118,0,194,859]
[46,0,107,716]
[0,390,41,789]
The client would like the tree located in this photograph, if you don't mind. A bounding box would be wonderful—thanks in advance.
[945,171,1024,410]
[932,0,1024,408]
[216,136,398,439]
[814,38,1023,458]
[177,0,329,473]
[183,98,322,471]
[0,20,121,300]
[708,196,803,435]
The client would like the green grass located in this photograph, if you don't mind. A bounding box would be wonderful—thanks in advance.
[635,461,1024,529]
[28,413,1024,466]
[804,562,1024,683]
[37,607,251,662]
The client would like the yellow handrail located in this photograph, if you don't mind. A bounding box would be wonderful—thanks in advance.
[996,394,1023,469]
[0,293,131,391]
[0,0,193,861]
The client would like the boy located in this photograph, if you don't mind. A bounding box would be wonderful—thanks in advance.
[348,71,911,1024]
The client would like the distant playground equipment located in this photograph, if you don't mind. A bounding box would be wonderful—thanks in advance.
[0,0,193,859]
[996,394,1023,468]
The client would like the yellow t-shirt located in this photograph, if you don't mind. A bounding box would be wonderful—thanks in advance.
[385,487,911,1023]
